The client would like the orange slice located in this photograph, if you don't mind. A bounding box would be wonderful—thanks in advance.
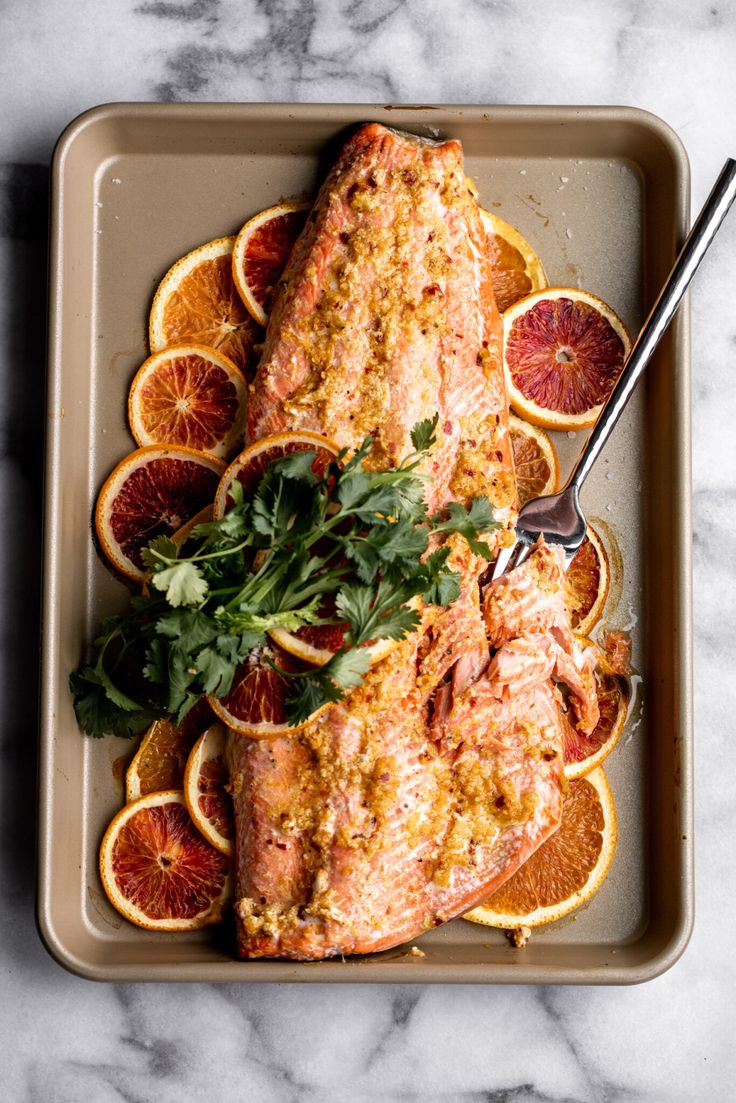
[508,412,560,506]
[232,201,310,326]
[464,767,617,928]
[208,642,329,738]
[480,209,547,313]
[95,445,224,582]
[126,698,214,802]
[213,429,340,519]
[563,636,631,780]
[149,237,262,377]
[128,344,247,459]
[171,504,214,549]
[503,288,632,431]
[184,723,234,856]
[567,524,609,634]
[98,791,231,931]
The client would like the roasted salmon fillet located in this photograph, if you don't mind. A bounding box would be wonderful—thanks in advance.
[227,124,591,960]
[247,122,516,517]
[227,542,597,959]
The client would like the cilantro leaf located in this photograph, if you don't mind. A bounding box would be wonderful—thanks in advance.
[272,449,321,483]
[69,668,155,739]
[323,647,373,690]
[150,561,209,606]
[430,497,499,560]
[141,534,179,571]
[411,412,439,452]
[334,583,374,639]
[72,408,503,741]
[373,519,428,565]
[284,677,338,726]
[155,609,218,648]
[423,569,461,606]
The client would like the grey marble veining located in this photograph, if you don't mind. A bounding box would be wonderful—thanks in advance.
[2,1,736,1100]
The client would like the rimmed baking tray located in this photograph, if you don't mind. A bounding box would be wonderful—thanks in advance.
[39,103,692,983]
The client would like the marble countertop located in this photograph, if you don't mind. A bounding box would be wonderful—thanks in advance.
[2,1,735,1099]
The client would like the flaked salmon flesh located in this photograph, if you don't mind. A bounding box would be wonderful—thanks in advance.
[228,124,597,959]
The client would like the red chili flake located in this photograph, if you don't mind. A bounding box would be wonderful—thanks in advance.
[444,420,453,435]
[465,469,476,477]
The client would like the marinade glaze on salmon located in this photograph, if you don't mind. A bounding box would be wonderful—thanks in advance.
[228,124,594,959]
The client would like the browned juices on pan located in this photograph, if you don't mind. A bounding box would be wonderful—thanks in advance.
[227,124,594,960]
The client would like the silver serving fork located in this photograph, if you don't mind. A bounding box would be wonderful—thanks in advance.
[492,158,736,581]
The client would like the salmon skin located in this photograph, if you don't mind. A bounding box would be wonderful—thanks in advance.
[227,124,592,960]
[247,122,517,517]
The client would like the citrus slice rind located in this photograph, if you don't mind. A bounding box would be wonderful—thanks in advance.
[232,201,311,326]
[502,287,632,431]
[98,791,231,931]
[149,236,261,376]
[95,445,225,582]
[207,644,329,738]
[184,724,234,856]
[479,209,547,314]
[508,412,560,506]
[170,504,214,549]
[567,524,610,635]
[563,635,631,781]
[269,625,398,668]
[213,430,340,519]
[128,344,248,459]
[463,767,617,929]
[125,698,213,803]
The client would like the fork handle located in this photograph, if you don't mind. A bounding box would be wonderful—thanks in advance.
[567,157,736,492]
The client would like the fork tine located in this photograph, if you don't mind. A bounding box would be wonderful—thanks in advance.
[490,542,516,581]
[510,541,533,571]
[490,537,533,582]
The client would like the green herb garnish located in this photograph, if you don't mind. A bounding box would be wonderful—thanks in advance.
[70,416,499,735]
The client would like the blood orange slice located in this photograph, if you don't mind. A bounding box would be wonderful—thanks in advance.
[95,445,224,582]
[171,504,214,549]
[126,698,214,803]
[184,723,234,856]
[213,430,340,519]
[232,202,310,326]
[208,643,328,737]
[567,524,609,634]
[563,636,631,780]
[149,237,262,377]
[503,288,631,431]
[464,767,617,928]
[508,413,560,506]
[480,209,547,313]
[128,344,247,458]
[98,791,231,931]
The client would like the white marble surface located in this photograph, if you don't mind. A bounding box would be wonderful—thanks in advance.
[1,1,735,1099]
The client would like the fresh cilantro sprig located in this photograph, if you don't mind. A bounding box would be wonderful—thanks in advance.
[70,415,499,736]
